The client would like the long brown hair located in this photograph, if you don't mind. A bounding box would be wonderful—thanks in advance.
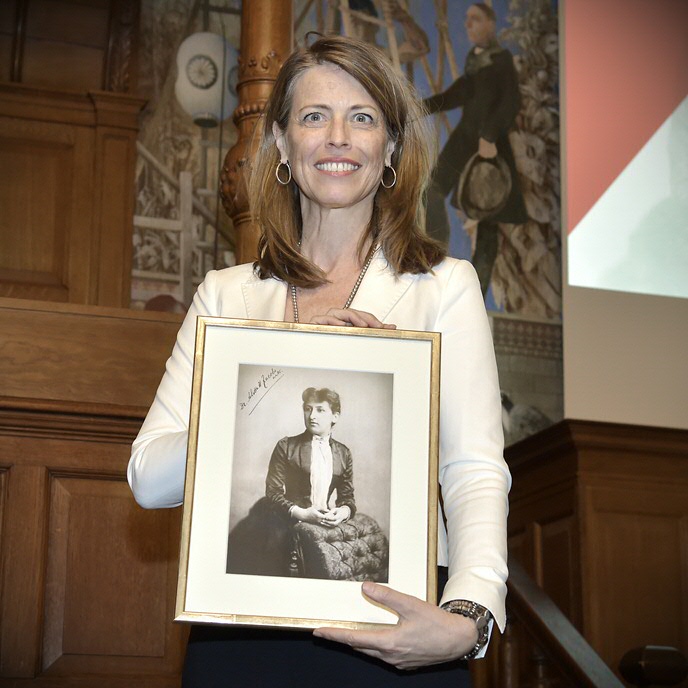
[249,34,445,288]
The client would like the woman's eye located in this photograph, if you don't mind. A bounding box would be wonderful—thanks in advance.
[353,113,373,124]
[304,112,323,123]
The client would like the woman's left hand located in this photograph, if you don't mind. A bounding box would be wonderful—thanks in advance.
[313,582,479,670]
[319,505,350,527]
[309,308,396,329]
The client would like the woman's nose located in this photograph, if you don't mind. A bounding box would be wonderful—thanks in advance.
[327,117,350,148]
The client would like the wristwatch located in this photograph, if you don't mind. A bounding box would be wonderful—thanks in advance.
[440,599,492,660]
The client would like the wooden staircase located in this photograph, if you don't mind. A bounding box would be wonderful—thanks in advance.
[472,421,688,688]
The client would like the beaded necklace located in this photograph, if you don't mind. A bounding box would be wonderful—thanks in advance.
[290,244,378,323]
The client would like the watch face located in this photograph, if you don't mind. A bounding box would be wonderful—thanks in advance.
[186,54,218,89]
[475,613,489,630]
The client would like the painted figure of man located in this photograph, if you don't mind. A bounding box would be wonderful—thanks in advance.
[424,3,528,296]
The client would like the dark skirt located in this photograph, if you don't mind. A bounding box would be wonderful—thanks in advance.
[182,567,471,687]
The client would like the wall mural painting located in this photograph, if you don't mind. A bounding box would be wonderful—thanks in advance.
[132,0,562,444]
[296,0,560,319]
[131,0,241,312]
[295,0,563,443]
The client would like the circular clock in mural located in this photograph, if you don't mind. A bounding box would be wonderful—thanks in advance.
[186,54,218,90]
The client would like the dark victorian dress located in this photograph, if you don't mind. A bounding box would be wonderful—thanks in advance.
[226,432,357,578]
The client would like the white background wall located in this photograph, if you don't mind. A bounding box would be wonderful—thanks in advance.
[561,0,688,430]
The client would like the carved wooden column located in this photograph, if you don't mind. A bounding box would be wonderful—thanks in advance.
[220,0,293,264]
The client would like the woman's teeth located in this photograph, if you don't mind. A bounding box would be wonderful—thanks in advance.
[315,162,360,172]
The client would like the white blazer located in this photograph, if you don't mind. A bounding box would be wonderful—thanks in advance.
[128,252,510,633]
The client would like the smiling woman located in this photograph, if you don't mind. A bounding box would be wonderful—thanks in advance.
[128,34,509,688]
[272,64,394,224]
[249,35,443,304]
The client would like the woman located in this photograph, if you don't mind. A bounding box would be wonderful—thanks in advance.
[227,387,356,578]
[265,387,355,528]
[129,34,509,686]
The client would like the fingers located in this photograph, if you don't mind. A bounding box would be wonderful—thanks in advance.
[318,512,345,527]
[309,308,396,329]
[314,587,477,669]
[313,626,419,671]
[319,515,337,526]
[361,582,421,619]
[320,517,344,527]
[313,626,385,651]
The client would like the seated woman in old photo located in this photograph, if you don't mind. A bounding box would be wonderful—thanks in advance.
[227,386,357,577]
[266,387,355,528]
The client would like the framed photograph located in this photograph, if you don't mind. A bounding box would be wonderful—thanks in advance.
[175,317,440,630]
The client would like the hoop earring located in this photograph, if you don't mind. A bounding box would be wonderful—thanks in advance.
[381,165,397,189]
[275,160,292,185]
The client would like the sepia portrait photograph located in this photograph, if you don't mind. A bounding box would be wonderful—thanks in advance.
[176,318,439,629]
[226,364,393,583]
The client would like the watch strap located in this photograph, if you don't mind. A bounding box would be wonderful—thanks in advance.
[440,599,492,660]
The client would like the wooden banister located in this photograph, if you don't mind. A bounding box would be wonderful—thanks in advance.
[505,559,624,687]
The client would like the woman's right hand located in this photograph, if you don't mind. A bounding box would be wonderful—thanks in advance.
[309,308,396,329]
[291,505,328,525]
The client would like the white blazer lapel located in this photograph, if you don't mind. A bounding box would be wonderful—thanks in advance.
[349,251,416,321]
[241,273,288,322]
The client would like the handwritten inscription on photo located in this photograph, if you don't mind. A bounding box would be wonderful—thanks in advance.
[239,367,285,415]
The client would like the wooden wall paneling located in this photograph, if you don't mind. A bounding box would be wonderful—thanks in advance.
[0,300,188,684]
[0,84,93,125]
[6,0,26,84]
[0,298,181,409]
[507,530,527,574]
[0,37,11,83]
[104,0,140,93]
[22,41,105,92]
[0,115,94,303]
[2,0,139,94]
[582,478,688,682]
[0,414,186,684]
[0,465,8,658]
[0,1,15,83]
[89,92,142,307]
[503,421,688,686]
[0,85,144,307]
[508,458,580,616]
[0,463,48,677]
[540,515,579,625]
[25,0,110,47]
[41,473,185,680]
[21,0,109,92]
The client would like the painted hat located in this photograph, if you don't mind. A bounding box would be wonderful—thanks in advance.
[452,153,512,220]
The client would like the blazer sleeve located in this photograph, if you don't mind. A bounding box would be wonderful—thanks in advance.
[127,271,221,509]
[334,445,356,517]
[434,260,510,633]
[265,437,294,515]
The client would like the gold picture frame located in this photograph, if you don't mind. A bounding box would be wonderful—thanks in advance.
[175,317,440,630]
